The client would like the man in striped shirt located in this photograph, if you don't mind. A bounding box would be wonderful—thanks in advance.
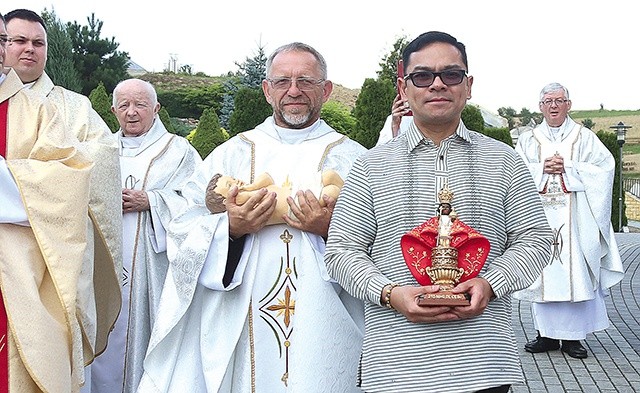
[325,31,553,393]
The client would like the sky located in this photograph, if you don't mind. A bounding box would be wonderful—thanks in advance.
[9,0,640,113]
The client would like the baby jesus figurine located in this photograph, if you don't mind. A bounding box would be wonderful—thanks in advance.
[436,201,458,248]
[205,169,344,226]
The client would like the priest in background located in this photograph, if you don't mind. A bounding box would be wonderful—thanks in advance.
[89,78,201,393]
[514,82,624,359]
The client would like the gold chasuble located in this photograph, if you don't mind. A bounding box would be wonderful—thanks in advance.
[0,69,97,392]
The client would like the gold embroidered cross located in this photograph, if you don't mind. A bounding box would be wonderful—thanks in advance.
[267,285,295,327]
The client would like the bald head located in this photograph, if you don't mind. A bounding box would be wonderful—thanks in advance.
[111,78,160,137]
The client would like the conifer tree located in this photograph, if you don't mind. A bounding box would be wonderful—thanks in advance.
[351,78,396,148]
[41,9,82,93]
[228,87,272,137]
[67,13,130,95]
[377,35,410,85]
[158,107,176,134]
[191,108,227,159]
[220,43,267,129]
[89,81,119,132]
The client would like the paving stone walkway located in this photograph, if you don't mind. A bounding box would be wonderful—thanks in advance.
[511,233,640,393]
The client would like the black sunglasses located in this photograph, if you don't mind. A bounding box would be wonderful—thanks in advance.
[404,70,467,88]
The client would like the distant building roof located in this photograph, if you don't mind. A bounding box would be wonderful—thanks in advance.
[469,103,508,129]
[127,60,147,76]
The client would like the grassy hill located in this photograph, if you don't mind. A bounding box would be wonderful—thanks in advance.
[138,72,360,108]
[571,110,640,177]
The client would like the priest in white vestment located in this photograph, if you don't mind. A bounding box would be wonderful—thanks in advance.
[89,78,201,393]
[139,42,366,393]
[4,8,123,371]
[0,62,103,391]
[513,83,624,359]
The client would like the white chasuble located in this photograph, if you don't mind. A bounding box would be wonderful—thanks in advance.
[513,118,624,319]
[139,117,365,393]
[530,123,593,302]
[238,128,359,391]
[91,120,199,393]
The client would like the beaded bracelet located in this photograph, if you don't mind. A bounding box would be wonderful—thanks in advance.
[383,284,400,309]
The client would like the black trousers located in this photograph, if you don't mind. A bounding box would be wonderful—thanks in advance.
[476,385,511,393]
[365,385,511,393]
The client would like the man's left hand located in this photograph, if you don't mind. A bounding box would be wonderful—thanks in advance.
[447,277,494,318]
[122,188,150,213]
[283,191,335,238]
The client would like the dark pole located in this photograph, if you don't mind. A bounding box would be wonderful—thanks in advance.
[619,142,623,232]
[610,122,630,232]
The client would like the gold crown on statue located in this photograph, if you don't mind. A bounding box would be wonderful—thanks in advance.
[438,184,454,204]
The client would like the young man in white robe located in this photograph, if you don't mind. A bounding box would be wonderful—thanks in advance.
[513,82,624,359]
[139,42,366,392]
[89,78,201,392]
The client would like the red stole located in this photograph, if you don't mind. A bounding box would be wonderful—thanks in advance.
[0,99,6,156]
[0,99,9,392]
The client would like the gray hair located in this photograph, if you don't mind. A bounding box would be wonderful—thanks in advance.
[539,82,570,101]
[265,42,328,79]
[112,78,158,107]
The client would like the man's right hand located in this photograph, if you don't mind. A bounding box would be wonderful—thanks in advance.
[227,185,277,238]
[389,285,461,323]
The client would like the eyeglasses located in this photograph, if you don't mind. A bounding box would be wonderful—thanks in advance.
[0,35,8,47]
[266,77,325,91]
[540,98,569,106]
[404,70,467,88]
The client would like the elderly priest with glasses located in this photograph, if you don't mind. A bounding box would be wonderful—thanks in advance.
[513,82,624,359]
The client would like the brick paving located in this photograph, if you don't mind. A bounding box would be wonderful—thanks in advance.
[511,233,640,392]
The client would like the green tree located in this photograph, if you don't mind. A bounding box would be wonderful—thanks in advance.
[170,118,197,137]
[582,118,596,130]
[178,64,193,75]
[88,81,119,132]
[237,44,267,88]
[482,128,513,147]
[498,107,517,128]
[597,130,626,230]
[321,100,356,135]
[157,84,224,119]
[377,35,410,85]
[462,105,484,132]
[158,107,176,134]
[67,13,130,95]
[228,87,272,137]
[351,78,396,148]
[41,9,82,92]
[519,108,534,127]
[191,108,226,159]
[220,43,267,129]
[219,79,240,129]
